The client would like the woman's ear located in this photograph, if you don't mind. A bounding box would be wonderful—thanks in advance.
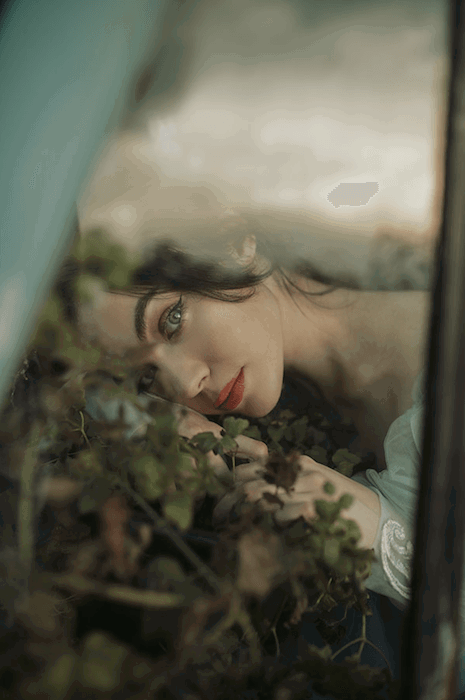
[227,235,257,268]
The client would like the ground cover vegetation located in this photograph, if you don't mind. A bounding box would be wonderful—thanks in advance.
[0,231,401,699]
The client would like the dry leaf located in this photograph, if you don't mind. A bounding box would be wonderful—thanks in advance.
[236,528,284,597]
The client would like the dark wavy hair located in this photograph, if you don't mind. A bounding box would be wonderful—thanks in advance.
[55,218,359,326]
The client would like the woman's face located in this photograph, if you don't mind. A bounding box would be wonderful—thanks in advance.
[79,281,285,417]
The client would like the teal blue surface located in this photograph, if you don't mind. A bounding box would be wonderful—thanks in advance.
[0,0,167,403]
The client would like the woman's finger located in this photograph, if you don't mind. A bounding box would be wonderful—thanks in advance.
[171,404,268,462]
[233,462,267,483]
[269,501,317,524]
[226,434,268,461]
[212,489,244,525]
[175,408,224,440]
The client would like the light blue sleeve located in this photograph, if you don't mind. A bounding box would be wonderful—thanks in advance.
[352,373,465,694]
[351,372,424,608]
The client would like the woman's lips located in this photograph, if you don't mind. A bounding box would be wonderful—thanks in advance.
[214,368,245,410]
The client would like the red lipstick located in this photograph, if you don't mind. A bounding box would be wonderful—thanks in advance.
[214,368,245,410]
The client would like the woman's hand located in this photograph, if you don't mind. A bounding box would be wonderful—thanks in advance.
[170,402,268,479]
[213,455,381,549]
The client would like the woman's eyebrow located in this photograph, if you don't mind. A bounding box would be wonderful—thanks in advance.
[134,291,156,342]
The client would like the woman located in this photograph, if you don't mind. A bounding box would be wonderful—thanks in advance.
[75,226,465,692]
[79,231,428,429]
[76,227,428,548]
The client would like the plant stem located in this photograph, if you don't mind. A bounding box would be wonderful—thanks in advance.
[357,612,367,662]
[78,410,91,448]
[202,591,240,647]
[261,591,289,643]
[271,626,280,659]
[18,423,41,581]
[330,630,392,677]
[307,577,332,612]
[52,573,185,607]
[116,476,261,665]
[116,477,223,595]
[236,603,262,666]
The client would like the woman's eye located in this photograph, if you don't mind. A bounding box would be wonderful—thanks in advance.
[162,297,184,339]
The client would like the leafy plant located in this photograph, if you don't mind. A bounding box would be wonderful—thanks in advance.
[0,229,398,700]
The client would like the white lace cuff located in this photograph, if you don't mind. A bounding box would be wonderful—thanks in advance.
[353,472,414,608]
[379,518,413,601]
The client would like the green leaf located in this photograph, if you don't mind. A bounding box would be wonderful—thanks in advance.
[308,533,323,552]
[74,274,107,305]
[243,425,262,440]
[306,446,328,465]
[220,434,237,452]
[341,518,362,543]
[149,556,186,584]
[191,432,220,454]
[333,555,354,577]
[279,409,295,420]
[164,490,193,531]
[307,644,333,661]
[176,452,196,476]
[286,416,308,444]
[78,476,114,514]
[315,499,341,522]
[338,493,354,510]
[335,461,354,477]
[80,632,128,692]
[222,416,249,438]
[133,661,152,679]
[267,425,286,443]
[78,493,98,514]
[147,413,177,439]
[70,449,103,478]
[323,537,340,567]
[106,265,131,289]
[132,455,164,500]
[323,481,336,495]
[42,652,77,696]
[332,448,361,469]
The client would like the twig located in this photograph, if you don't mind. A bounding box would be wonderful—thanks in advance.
[306,577,333,613]
[18,423,41,580]
[236,604,262,666]
[67,410,91,448]
[202,591,241,647]
[115,476,262,665]
[52,572,184,608]
[330,632,392,677]
[356,612,367,662]
[271,625,280,659]
[261,591,289,643]
[78,410,91,449]
[115,476,223,595]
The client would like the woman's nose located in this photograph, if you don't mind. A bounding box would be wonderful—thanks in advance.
[155,348,209,401]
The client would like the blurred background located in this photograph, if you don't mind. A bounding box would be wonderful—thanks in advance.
[78,0,448,283]
[0,0,450,402]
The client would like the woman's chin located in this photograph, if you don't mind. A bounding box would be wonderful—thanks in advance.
[241,393,280,418]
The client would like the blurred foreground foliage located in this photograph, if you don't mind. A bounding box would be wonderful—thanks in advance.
[0,230,399,699]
